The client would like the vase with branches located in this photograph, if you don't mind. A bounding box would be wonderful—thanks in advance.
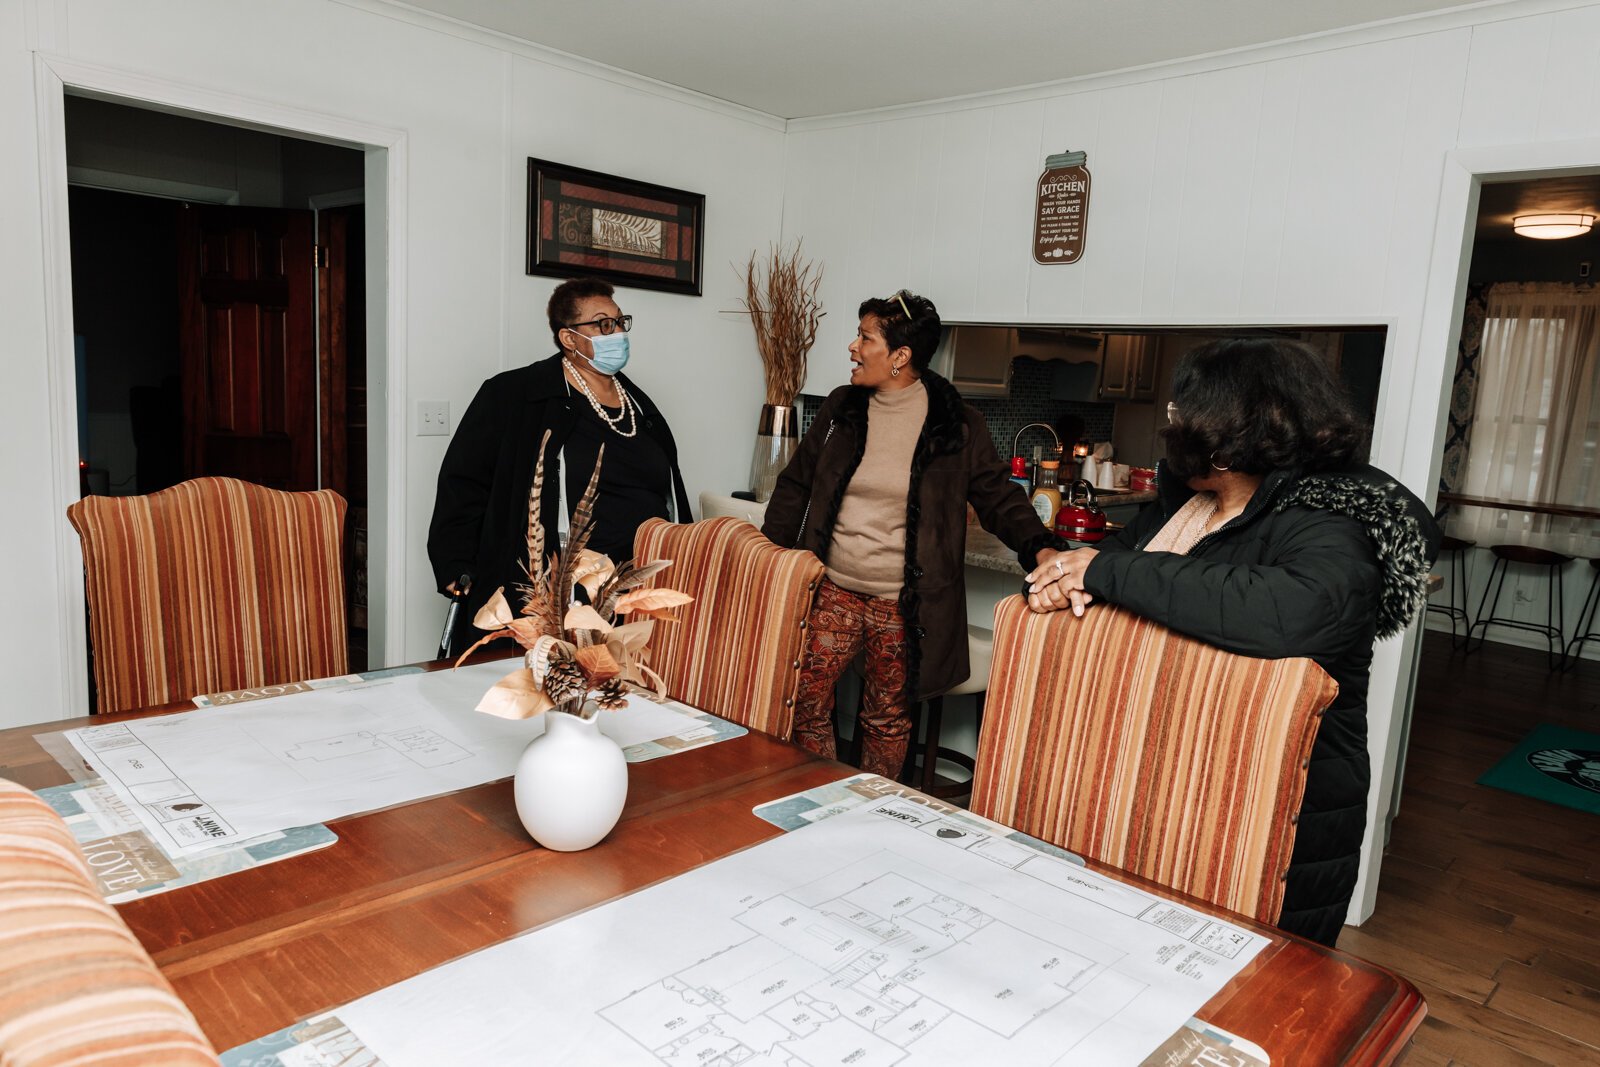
[738,242,824,501]
[459,430,693,849]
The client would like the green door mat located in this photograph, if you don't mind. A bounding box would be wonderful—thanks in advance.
[1477,723,1600,816]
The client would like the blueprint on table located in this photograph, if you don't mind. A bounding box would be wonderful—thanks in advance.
[273,798,1268,1065]
[63,661,738,857]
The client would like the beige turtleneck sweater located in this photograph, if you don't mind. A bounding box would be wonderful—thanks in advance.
[826,380,928,598]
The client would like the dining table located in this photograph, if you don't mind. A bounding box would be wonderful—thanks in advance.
[0,653,1426,1064]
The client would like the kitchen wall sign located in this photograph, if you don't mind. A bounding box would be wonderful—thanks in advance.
[1033,150,1091,265]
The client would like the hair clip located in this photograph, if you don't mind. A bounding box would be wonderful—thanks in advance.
[894,291,913,319]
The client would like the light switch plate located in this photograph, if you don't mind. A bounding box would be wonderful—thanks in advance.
[417,400,450,436]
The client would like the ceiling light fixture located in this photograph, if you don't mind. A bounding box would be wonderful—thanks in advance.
[1512,213,1595,240]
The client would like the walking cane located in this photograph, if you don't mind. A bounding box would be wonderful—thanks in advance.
[437,574,472,661]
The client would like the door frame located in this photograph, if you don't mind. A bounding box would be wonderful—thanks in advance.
[33,53,410,717]
[1358,135,1600,922]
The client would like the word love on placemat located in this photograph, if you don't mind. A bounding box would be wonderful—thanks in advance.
[37,777,335,903]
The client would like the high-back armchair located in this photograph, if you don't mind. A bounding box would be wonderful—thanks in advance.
[971,596,1338,924]
[67,477,348,714]
[632,517,823,738]
[0,778,221,1064]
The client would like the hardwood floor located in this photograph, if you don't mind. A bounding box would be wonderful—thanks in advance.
[1350,632,1600,1066]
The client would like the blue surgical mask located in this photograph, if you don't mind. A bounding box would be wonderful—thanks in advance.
[584,332,630,375]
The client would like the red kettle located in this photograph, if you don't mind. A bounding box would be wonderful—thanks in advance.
[1055,479,1107,543]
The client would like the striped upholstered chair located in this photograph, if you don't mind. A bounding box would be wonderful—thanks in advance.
[67,477,348,714]
[971,596,1338,925]
[0,778,221,1065]
[633,517,824,738]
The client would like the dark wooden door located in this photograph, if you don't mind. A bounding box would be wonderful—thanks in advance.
[178,204,317,490]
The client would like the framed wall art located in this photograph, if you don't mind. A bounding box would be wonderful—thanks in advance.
[526,158,705,296]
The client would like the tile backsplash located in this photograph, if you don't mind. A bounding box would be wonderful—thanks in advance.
[798,358,1114,462]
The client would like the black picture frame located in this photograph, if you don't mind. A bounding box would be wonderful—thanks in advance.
[525,158,705,297]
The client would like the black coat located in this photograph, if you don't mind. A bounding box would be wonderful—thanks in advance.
[427,354,693,654]
[762,370,1060,700]
[1083,462,1441,945]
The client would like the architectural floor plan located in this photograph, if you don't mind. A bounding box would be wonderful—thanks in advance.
[325,798,1268,1065]
[63,662,735,856]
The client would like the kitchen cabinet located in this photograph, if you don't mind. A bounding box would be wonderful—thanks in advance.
[1098,334,1157,401]
[931,325,1016,396]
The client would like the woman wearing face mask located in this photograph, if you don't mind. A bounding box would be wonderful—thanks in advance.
[429,277,692,655]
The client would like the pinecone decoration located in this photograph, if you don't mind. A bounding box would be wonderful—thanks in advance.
[543,658,588,707]
[594,678,629,711]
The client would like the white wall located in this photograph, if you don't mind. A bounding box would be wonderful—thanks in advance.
[9,0,1600,923]
[1,0,784,728]
[779,1,1600,925]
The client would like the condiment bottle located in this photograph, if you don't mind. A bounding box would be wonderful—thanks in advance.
[1008,455,1032,493]
[1029,460,1062,527]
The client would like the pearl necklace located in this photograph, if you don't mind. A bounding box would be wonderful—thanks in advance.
[563,358,638,438]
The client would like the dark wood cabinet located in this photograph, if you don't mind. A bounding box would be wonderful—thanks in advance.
[1098,334,1157,401]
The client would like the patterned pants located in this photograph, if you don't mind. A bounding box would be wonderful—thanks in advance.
[792,578,911,780]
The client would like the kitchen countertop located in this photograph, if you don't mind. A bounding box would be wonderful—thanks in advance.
[1072,488,1157,507]
[965,489,1157,576]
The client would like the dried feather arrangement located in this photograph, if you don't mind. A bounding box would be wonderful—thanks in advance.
[458,429,693,720]
[738,242,824,406]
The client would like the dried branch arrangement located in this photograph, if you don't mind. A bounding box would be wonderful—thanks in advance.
[739,243,824,406]
[459,430,693,720]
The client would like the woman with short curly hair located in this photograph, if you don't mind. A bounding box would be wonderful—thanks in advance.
[764,291,1066,779]
[1026,337,1441,947]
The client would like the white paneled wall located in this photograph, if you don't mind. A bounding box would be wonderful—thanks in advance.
[1,0,785,729]
[7,0,1600,924]
[784,29,1489,336]
[780,3,1600,927]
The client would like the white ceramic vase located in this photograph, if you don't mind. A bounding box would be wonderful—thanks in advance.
[512,702,628,851]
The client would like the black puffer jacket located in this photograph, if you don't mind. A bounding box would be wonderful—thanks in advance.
[1083,462,1440,946]
[762,371,1060,701]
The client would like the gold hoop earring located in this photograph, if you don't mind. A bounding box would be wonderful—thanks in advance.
[1210,452,1232,472]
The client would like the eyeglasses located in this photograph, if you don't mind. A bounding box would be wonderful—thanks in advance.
[566,314,633,335]
[1166,402,1179,424]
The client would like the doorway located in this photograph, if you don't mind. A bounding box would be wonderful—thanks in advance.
[66,97,371,674]
[1375,153,1600,929]
[1432,171,1600,620]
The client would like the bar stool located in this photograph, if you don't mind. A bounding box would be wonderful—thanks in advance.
[1425,535,1476,648]
[1464,544,1573,668]
[1562,558,1600,670]
[902,625,993,801]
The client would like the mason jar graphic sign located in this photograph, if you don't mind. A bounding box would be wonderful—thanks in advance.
[1034,150,1091,264]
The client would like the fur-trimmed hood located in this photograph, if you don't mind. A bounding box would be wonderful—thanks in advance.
[1151,461,1442,640]
[1276,468,1442,639]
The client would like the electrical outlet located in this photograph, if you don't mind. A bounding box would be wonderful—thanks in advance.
[1581,260,1592,280]
[417,400,451,436]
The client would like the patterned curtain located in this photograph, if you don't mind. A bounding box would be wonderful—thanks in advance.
[1436,282,1488,511]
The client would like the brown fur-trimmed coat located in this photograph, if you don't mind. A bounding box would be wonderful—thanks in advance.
[762,370,1060,700]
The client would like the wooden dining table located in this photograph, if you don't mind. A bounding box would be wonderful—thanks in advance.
[0,658,1425,1064]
